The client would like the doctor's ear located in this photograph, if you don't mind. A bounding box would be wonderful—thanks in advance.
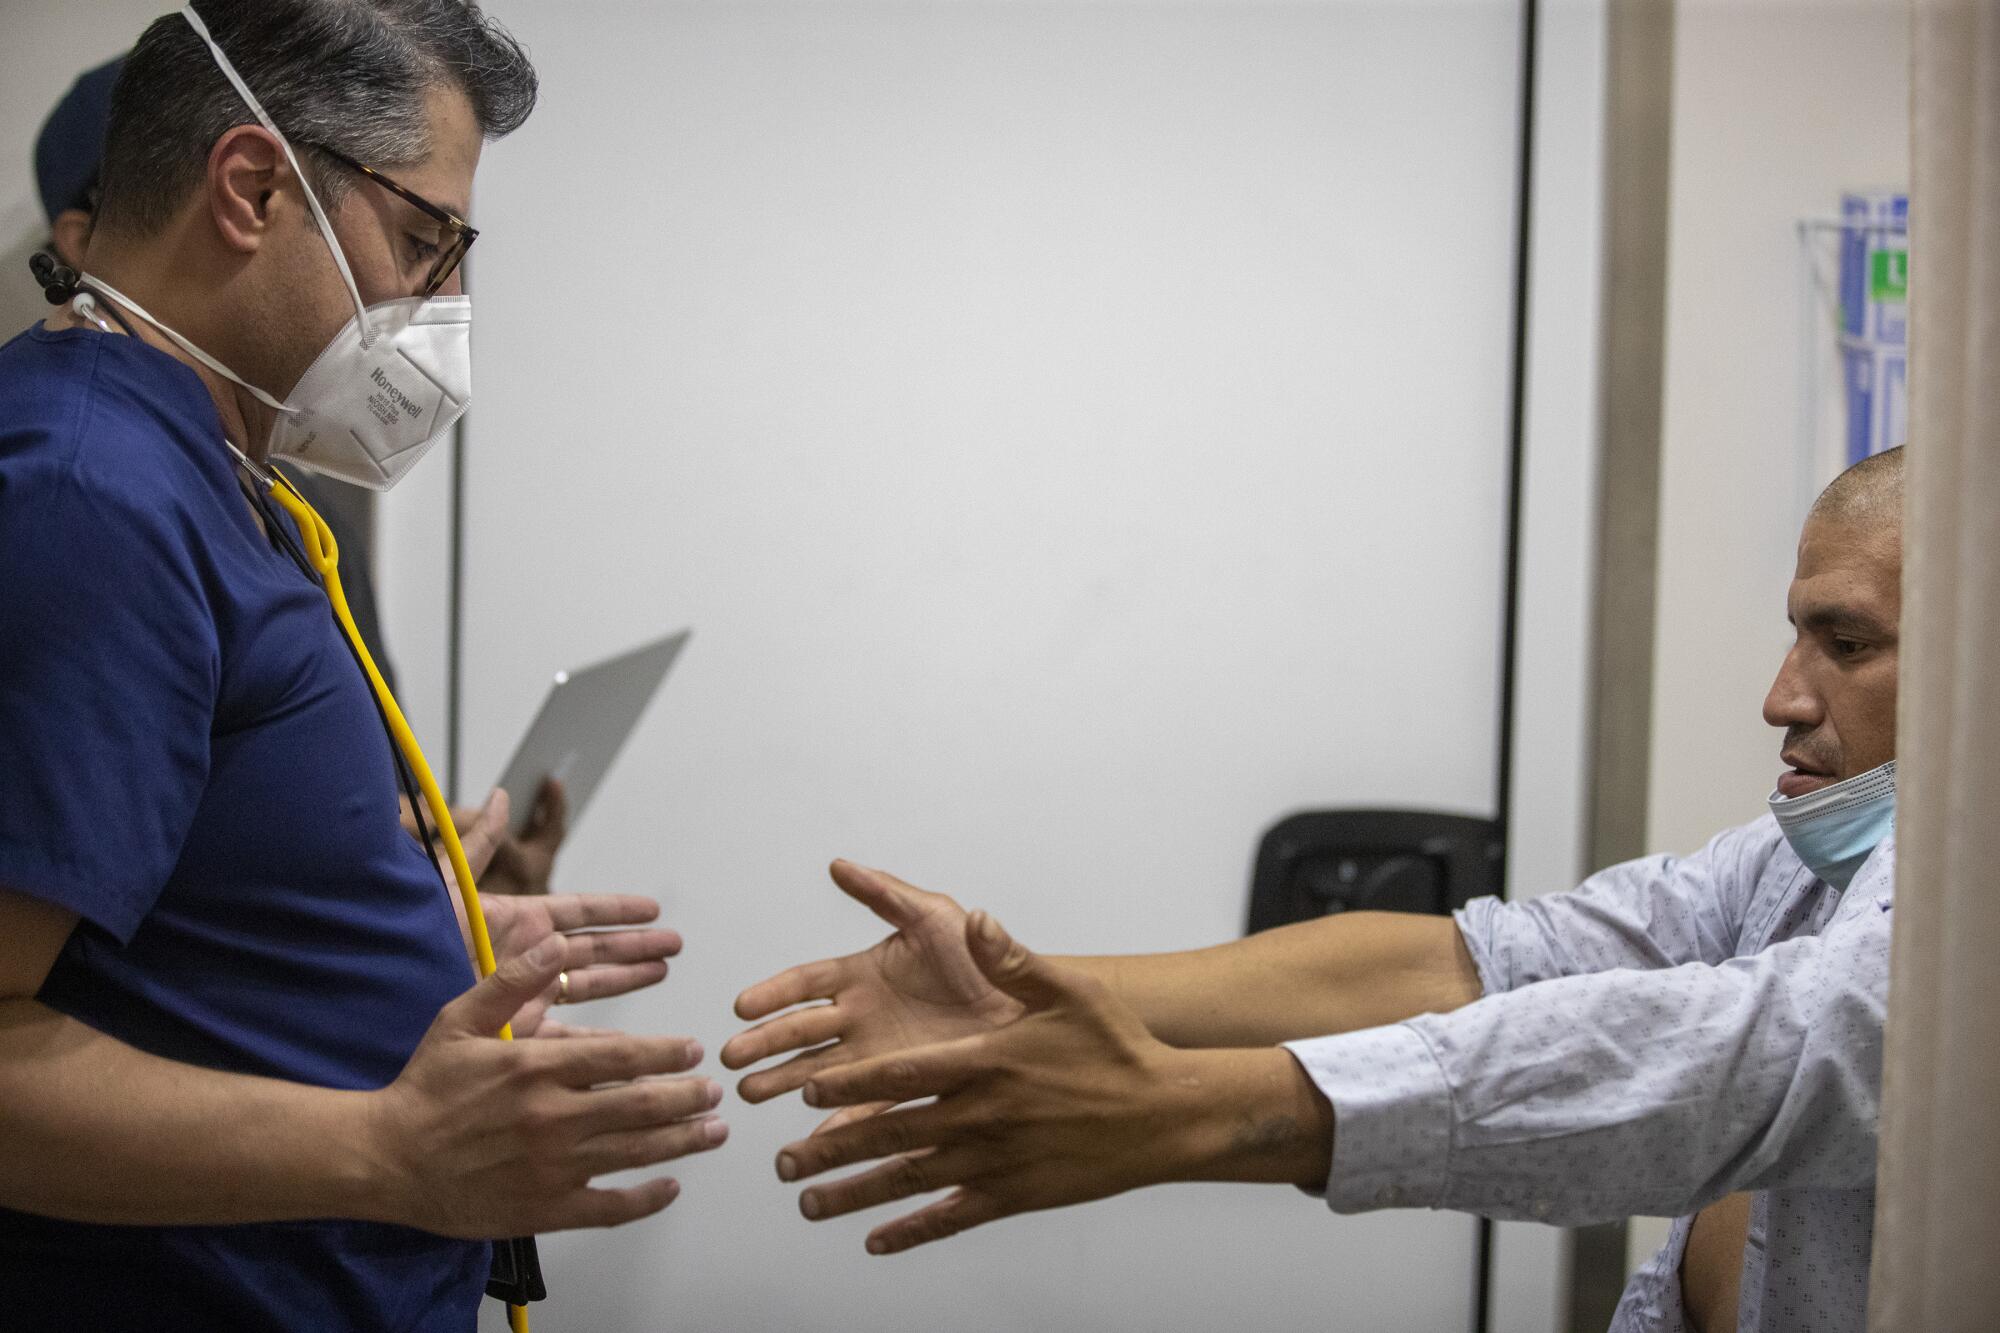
[204,123,290,255]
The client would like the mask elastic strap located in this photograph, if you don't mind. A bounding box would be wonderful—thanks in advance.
[178,4,373,343]
[79,271,295,416]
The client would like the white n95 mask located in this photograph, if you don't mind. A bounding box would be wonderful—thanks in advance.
[83,5,472,492]
[262,294,470,490]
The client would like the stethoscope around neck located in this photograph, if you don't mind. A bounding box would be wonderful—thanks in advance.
[32,252,134,339]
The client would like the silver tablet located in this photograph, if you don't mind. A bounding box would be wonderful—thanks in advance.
[492,629,692,837]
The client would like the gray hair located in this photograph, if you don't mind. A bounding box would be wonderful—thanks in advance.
[96,0,537,237]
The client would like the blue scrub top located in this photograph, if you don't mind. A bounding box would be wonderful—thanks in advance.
[0,324,487,1331]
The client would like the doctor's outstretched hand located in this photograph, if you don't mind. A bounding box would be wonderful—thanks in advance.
[722,861,1025,1110]
[439,789,683,1039]
[768,912,1334,1256]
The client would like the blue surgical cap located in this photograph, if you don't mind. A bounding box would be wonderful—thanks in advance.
[34,56,125,225]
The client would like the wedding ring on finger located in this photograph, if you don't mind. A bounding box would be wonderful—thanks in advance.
[556,969,571,1005]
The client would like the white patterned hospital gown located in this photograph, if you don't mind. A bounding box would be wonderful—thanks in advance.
[1284,816,1891,1332]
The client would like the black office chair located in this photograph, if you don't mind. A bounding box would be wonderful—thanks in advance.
[1245,809,1503,935]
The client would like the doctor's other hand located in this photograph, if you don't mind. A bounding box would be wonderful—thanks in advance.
[366,936,728,1239]
[482,888,683,1040]
[721,861,1026,1105]
[426,789,682,1039]
[772,913,1334,1256]
[477,777,569,896]
[400,777,569,896]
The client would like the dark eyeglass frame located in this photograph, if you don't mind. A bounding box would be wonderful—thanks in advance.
[295,140,478,297]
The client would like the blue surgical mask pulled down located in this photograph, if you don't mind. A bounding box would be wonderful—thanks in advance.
[1768,760,1896,889]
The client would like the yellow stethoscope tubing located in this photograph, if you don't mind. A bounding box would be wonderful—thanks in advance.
[261,473,505,990]
[258,469,532,1333]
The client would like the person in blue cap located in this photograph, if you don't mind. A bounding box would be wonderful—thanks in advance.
[33,57,120,273]
[0,5,728,1329]
[32,51,571,898]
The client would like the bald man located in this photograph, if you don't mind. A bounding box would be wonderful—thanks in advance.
[724,447,1906,1333]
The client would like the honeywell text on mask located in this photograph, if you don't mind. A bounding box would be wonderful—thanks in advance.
[369,366,424,421]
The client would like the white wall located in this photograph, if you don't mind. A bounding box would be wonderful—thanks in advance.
[1629,0,1910,1274]
[457,2,1531,1329]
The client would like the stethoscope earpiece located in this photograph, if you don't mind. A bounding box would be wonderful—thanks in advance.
[29,250,83,306]
[31,257,129,336]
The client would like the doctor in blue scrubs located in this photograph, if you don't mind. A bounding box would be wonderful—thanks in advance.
[36,54,577,901]
[0,3,727,1329]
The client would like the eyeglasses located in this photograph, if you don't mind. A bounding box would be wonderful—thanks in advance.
[296,140,478,298]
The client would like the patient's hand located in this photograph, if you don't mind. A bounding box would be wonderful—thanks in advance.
[769,914,1332,1256]
[721,862,1025,1104]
